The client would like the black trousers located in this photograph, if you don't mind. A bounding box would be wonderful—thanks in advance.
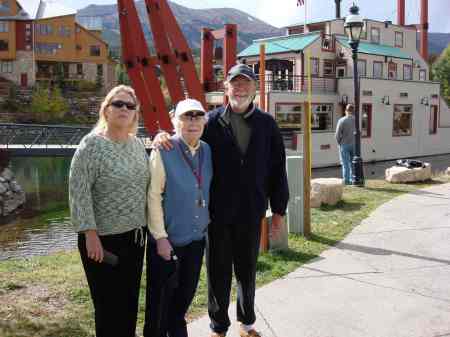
[144,238,205,337]
[206,221,261,334]
[78,228,146,337]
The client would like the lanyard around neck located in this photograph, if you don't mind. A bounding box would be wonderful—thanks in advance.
[177,142,203,188]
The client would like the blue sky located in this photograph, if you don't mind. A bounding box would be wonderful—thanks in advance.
[66,0,450,33]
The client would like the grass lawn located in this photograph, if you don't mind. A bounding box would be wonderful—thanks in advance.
[1,177,449,337]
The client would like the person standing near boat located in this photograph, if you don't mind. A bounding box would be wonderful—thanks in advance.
[69,85,149,337]
[335,104,356,185]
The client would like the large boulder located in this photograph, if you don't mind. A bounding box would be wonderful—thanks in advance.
[385,163,432,183]
[0,168,26,217]
[311,178,344,208]
[446,167,450,176]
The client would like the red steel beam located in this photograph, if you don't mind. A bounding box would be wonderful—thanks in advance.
[156,0,206,107]
[223,24,237,77]
[145,0,185,103]
[211,29,226,40]
[201,28,214,92]
[118,0,171,133]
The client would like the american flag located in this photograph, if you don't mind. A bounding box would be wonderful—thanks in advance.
[297,0,305,6]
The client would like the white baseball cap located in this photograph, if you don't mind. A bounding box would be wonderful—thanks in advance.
[174,98,206,118]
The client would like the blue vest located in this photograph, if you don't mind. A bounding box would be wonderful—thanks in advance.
[159,136,212,246]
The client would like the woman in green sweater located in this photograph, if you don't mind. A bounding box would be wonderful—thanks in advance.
[69,85,149,337]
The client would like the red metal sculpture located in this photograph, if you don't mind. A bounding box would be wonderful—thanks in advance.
[117,0,206,134]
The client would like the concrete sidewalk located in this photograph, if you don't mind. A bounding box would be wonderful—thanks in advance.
[188,183,450,337]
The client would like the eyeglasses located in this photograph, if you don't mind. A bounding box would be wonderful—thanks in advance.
[179,111,205,122]
[110,100,137,111]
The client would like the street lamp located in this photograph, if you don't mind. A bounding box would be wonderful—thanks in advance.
[344,3,365,186]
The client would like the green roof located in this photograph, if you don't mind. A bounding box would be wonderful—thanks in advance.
[336,37,412,60]
[238,34,320,58]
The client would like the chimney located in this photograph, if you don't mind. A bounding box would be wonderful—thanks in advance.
[420,0,429,60]
[397,0,405,26]
[335,0,341,19]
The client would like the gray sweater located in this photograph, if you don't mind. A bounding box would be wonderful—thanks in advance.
[69,133,150,235]
[335,115,355,146]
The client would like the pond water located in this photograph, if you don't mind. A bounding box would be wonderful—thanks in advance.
[0,153,449,260]
[0,157,75,260]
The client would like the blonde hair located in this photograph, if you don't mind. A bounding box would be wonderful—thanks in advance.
[92,85,140,135]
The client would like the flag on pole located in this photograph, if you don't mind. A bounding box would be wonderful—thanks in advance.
[297,0,305,6]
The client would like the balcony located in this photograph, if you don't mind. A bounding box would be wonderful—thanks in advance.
[36,72,85,81]
[204,74,337,95]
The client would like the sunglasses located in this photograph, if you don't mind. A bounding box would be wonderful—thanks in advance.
[110,100,137,110]
[180,111,205,121]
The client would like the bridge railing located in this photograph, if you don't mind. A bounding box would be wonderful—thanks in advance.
[0,123,153,156]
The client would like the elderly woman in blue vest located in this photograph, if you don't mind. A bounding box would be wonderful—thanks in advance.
[144,98,212,337]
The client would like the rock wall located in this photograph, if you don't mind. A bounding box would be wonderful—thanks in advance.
[0,167,26,217]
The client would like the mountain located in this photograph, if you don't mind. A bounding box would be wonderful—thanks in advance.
[76,1,284,53]
[429,33,450,56]
[76,2,450,58]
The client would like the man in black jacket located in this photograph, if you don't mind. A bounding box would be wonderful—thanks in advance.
[153,64,289,337]
[204,64,289,337]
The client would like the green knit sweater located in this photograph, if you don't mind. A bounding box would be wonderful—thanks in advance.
[69,133,149,235]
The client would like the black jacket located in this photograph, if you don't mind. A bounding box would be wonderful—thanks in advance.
[202,105,289,225]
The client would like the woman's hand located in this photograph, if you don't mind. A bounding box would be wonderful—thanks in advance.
[85,230,104,262]
[152,132,173,151]
[156,238,173,261]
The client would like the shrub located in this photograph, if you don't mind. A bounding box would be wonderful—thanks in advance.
[30,86,69,122]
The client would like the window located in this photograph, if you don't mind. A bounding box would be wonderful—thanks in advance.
[395,32,404,48]
[323,60,335,77]
[275,103,302,129]
[310,58,319,76]
[274,103,334,131]
[393,104,413,136]
[90,45,101,56]
[59,26,71,37]
[0,0,10,12]
[370,27,380,44]
[77,63,83,75]
[321,35,333,51]
[336,66,346,78]
[97,64,103,77]
[403,64,412,80]
[0,61,13,73]
[0,39,8,51]
[0,22,8,33]
[429,105,438,134]
[361,104,372,138]
[419,69,426,81]
[357,59,367,77]
[36,24,53,35]
[311,103,333,131]
[36,42,60,55]
[388,62,397,80]
[373,61,383,78]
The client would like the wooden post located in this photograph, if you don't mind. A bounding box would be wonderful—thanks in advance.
[303,101,311,236]
[259,44,266,111]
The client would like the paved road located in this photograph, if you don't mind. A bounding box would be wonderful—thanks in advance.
[189,183,450,337]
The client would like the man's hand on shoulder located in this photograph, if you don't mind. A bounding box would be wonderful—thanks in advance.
[152,131,173,151]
